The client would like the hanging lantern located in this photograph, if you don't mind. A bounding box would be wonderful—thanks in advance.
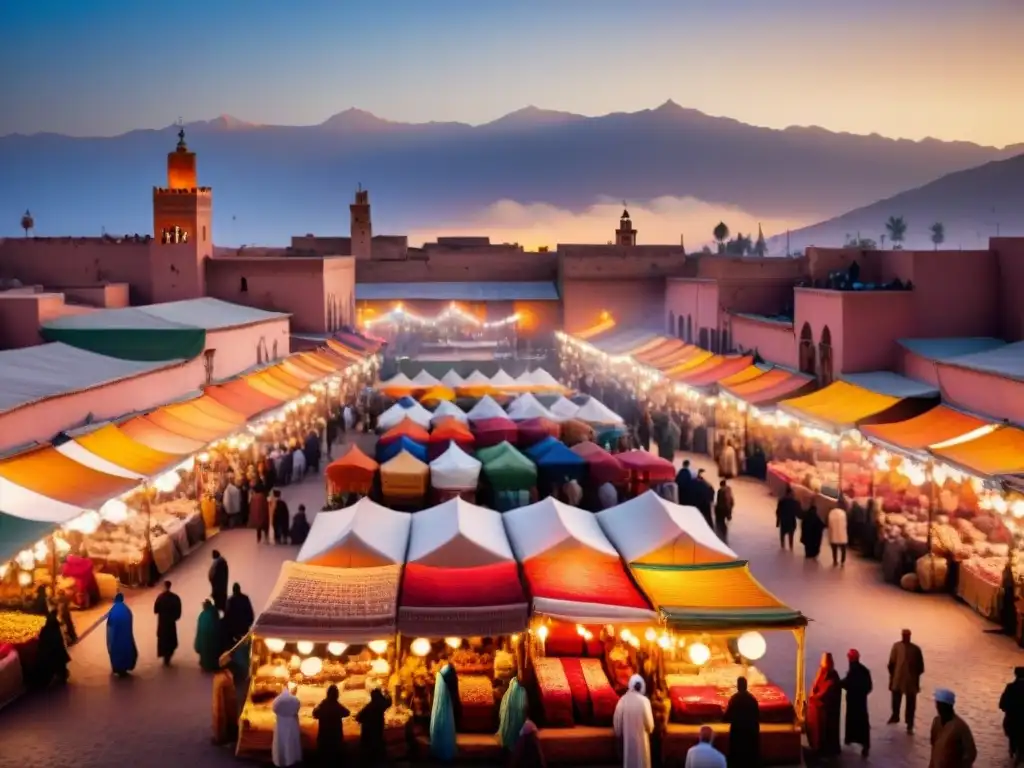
[296,640,315,655]
[410,638,432,657]
[327,642,348,657]
[367,640,389,655]
[299,656,323,677]
[445,636,463,650]
[737,632,767,661]
[687,642,711,666]
[264,638,287,653]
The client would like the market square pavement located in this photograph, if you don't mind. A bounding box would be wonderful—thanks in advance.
[0,442,1018,768]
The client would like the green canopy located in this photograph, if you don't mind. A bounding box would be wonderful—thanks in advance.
[41,308,206,361]
[480,443,537,491]
[0,512,55,565]
[475,441,516,464]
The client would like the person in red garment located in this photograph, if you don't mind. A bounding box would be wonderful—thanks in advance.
[807,652,842,758]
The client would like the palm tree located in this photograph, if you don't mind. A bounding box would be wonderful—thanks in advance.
[713,221,730,253]
[753,224,767,257]
[930,222,945,250]
[885,216,907,249]
[20,209,33,237]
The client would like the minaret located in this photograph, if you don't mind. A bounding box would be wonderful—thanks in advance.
[615,203,637,246]
[350,185,372,259]
[153,127,212,247]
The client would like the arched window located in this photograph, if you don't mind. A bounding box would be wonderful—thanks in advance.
[799,322,817,376]
[710,329,719,353]
[667,310,676,336]
[686,315,693,343]
[721,324,731,354]
[240,277,248,293]
[677,314,684,339]
[202,225,207,242]
[819,325,834,385]
[698,327,710,350]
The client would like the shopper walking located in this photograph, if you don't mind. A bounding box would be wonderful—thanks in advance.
[999,667,1024,763]
[775,485,799,550]
[713,480,733,543]
[828,504,849,566]
[929,689,977,767]
[888,628,925,733]
[153,580,182,666]
[209,550,229,612]
[841,649,872,757]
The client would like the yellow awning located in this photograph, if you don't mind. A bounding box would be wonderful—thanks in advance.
[0,446,139,511]
[779,381,899,431]
[929,425,1024,477]
[73,424,182,477]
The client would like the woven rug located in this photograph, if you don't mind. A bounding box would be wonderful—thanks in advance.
[558,658,593,723]
[750,684,796,723]
[580,659,618,726]
[458,675,497,734]
[534,657,574,728]
[524,555,650,609]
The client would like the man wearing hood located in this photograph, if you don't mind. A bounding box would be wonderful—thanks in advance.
[614,674,654,768]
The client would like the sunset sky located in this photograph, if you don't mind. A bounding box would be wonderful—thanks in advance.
[2,0,1022,146]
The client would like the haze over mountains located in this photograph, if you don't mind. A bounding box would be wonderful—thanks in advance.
[2,102,1021,248]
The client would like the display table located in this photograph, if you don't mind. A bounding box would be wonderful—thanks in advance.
[957,566,1002,621]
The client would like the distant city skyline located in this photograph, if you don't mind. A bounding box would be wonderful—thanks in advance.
[2,0,1022,146]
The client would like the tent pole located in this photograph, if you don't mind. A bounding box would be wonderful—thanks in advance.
[794,626,807,725]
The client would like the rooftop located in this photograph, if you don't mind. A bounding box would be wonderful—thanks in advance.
[43,297,290,332]
[839,371,940,399]
[897,337,1006,362]
[355,281,560,302]
[939,340,1024,382]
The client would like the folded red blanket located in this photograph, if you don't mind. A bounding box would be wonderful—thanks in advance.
[558,658,593,723]
[458,675,497,733]
[750,684,796,723]
[580,658,618,726]
[669,685,728,722]
[534,657,574,727]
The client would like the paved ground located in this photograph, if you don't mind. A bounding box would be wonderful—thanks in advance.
[0,443,1017,767]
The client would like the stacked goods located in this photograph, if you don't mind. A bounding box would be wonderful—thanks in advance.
[0,612,45,646]
[766,458,870,500]
[533,657,574,727]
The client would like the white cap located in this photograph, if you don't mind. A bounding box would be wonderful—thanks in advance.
[934,688,955,706]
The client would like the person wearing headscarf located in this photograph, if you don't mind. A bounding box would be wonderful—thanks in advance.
[999,667,1024,763]
[717,440,738,479]
[289,504,311,546]
[153,580,182,667]
[211,660,239,745]
[105,592,138,677]
[498,677,529,751]
[194,600,222,672]
[511,719,546,768]
[291,444,306,484]
[224,583,255,648]
[430,663,459,762]
[313,683,350,765]
[775,485,800,550]
[723,676,759,767]
[929,688,976,768]
[33,609,70,687]
[799,503,825,559]
[841,649,873,757]
[807,652,842,757]
[250,474,271,543]
[613,674,654,768]
[356,685,392,763]
[272,682,303,767]
[270,490,291,545]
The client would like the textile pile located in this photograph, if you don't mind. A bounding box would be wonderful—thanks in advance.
[458,674,497,733]
[533,657,574,727]
[523,555,649,609]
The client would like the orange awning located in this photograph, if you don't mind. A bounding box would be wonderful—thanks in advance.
[326,339,362,361]
[280,358,323,382]
[74,424,182,477]
[664,350,714,377]
[379,419,430,444]
[860,406,992,454]
[189,395,248,426]
[649,345,706,370]
[0,446,139,510]
[418,385,456,403]
[325,446,379,494]
[147,409,227,443]
[245,371,301,401]
[634,338,685,363]
[119,416,208,454]
[432,417,472,434]
[717,365,766,388]
[575,317,616,340]
[722,368,816,405]
[675,356,754,387]
[263,365,309,392]
[780,381,900,431]
[153,399,242,439]
[205,380,283,419]
[929,426,1024,477]
[300,351,342,373]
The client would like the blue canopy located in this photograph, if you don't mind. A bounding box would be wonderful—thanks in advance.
[596,424,628,450]
[535,441,588,482]
[524,435,561,461]
[376,434,427,462]
[397,395,417,408]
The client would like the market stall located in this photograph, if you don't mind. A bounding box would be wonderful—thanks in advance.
[430,400,468,425]
[534,442,589,488]
[516,417,562,448]
[324,446,379,501]
[507,393,558,422]
[440,370,465,389]
[427,420,475,461]
[379,450,430,508]
[614,451,676,495]
[410,370,441,389]
[466,395,507,422]
[379,419,431,447]
[476,442,538,511]
[296,498,410,569]
[516,368,569,393]
[488,369,519,392]
[471,417,519,449]
[378,373,416,397]
[549,397,581,421]
[429,444,483,502]
[571,442,628,487]
[376,435,427,464]
[418,385,456,405]
[456,370,494,399]
[377,400,433,431]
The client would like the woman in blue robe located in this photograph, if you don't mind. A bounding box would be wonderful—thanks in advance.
[106,593,138,676]
[430,663,458,762]
[194,600,222,672]
[498,677,529,751]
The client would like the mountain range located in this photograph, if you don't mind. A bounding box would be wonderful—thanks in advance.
[2,102,1021,247]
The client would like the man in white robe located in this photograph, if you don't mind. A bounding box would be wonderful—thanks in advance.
[614,674,654,768]
[272,682,303,767]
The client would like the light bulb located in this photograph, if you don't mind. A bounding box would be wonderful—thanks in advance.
[17,571,33,587]
[536,626,549,641]
[299,656,323,677]
[737,631,767,661]
[511,634,520,644]
[644,628,657,643]
[619,629,631,642]
[688,642,711,666]
[576,625,586,636]
[288,654,301,670]
[327,642,348,657]
[410,638,432,657]
[628,636,640,649]
[264,638,286,653]
[445,637,462,649]
[296,640,314,655]
[583,631,594,641]
[368,640,389,655]
[370,658,391,676]
[657,635,672,650]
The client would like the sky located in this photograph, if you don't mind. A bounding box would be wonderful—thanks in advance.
[2,0,1022,147]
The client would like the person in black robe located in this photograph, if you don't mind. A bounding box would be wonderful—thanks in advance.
[1000,666,1024,761]
[693,469,715,529]
[289,504,311,545]
[278,446,293,487]
[209,550,229,613]
[271,489,291,545]
[724,676,760,767]
[313,684,350,766]
[224,583,255,648]
[356,686,392,763]
[32,610,70,687]
[775,485,800,550]
[153,580,182,666]
[841,648,872,757]
[303,431,321,475]
[1001,561,1019,637]
[714,480,734,543]
[800,503,825,559]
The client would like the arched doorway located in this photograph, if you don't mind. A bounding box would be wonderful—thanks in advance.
[818,326,834,385]
[686,315,693,343]
[668,310,676,336]
[677,314,684,339]
[799,322,816,376]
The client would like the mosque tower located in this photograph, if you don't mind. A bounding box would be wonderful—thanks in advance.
[615,204,637,246]
[152,128,212,248]
[350,185,372,259]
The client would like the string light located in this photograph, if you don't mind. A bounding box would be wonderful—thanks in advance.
[363,303,520,329]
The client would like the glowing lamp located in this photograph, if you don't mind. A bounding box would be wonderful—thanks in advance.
[628,636,640,649]
[327,642,348,657]
[368,640,389,655]
[296,641,315,655]
[583,631,594,641]
[299,656,323,677]
[511,634,520,644]
[288,654,301,671]
[536,626,549,641]
[619,629,632,642]
[17,571,33,588]
[264,638,287,654]
[737,631,767,661]
[576,625,586,637]
[445,637,462,649]
[687,642,711,666]
[644,628,657,643]
[152,471,181,494]
[657,635,672,651]
[410,638,432,657]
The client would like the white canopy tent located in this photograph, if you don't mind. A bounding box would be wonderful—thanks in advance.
[430,400,468,424]
[462,370,492,386]
[466,395,508,422]
[506,393,556,422]
[506,392,542,419]
[297,498,412,567]
[440,370,466,388]
[488,369,518,389]
[597,490,736,565]
[549,396,580,420]
[406,497,514,567]
[502,497,617,562]
[411,370,441,387]
[573,397,624,425]
[379,372,415,389]
[522,368,564,390]
[429,443,482,490]
[377,401,433,431]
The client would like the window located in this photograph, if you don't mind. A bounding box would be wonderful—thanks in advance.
[667,310,676,336]
[202,225,207,242]
[799,322,817,376]
[676,314,684,339]
[240,277,248,293]
[686,315,693,343]
[818,326,834,385]
[202,349,216,384]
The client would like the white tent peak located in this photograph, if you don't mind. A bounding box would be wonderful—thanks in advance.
[429,442,482,490]
[440,370,465,387]
[411,370,440,387]
[297,498,412,567]
[506,392,541,418]
[506,393,556,422]
[549,396,580,419]
[406,497,514,567]
[488,369,518,388]
[463,370,492,386]
[502,496,618,561]
[379,372,414,388]
[466,395,507,422]
[378,401,433,430]
[430,400,468,423]
[597,490,737,565]
[574,397,624,424]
